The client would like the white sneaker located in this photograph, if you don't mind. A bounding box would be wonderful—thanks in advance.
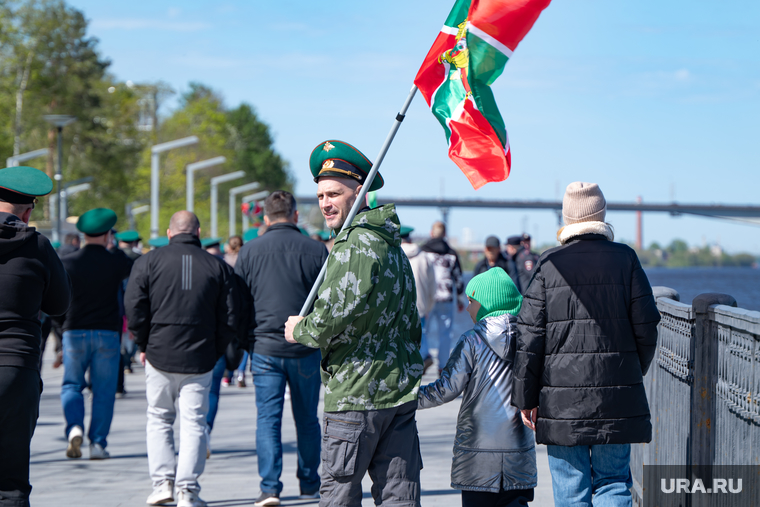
[89,442,110,460]
[66,426,84,458]
[176,489,207,507]
[146,480,174,505]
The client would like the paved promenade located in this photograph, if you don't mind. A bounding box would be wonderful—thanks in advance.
[30,343,554,507]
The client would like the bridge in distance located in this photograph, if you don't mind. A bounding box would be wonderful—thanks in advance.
[295,197,760,249]
[296,196,760,221]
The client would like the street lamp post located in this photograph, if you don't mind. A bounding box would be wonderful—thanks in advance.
[43,115,76,244]
[126,200,149,230]
[60,183,91,219]
[6,148,49,168]
[185,156,226,212]
[49,178,93,227]
[241,191,270,233]
[150,136,198,238]
[228,182,260,237]
[130,205,150,231]
[209,171,244,237]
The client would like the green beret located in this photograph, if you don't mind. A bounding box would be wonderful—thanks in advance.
[77,208,117,236]
[309,140,383,192]
[399,225,414,238]
[51,241,61,249]
[243,228,259,243]
[115,230,140,242]
[316,230,332,241]
[0,166,54,204]
[148,236,169,248]
[201,237,221,248]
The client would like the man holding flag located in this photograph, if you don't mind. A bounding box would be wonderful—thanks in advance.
[285,140,424,507]
[282,0,552,504]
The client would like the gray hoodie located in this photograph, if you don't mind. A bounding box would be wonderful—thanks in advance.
[419,313,537,493]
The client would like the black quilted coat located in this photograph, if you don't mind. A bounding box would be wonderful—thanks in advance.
[512,233,660,446]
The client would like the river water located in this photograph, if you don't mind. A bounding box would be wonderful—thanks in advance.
[644,267,760,311]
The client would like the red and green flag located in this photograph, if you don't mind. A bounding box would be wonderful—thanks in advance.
[414,0,551,189]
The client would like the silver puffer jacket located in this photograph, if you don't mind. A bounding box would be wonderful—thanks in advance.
[419,313,537,493]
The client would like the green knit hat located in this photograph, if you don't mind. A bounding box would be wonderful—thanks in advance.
[466,268,522,321]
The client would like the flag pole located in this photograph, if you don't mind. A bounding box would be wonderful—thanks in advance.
[299,85,418,316]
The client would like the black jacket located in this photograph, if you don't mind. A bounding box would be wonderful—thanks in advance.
[473,253,521,292]
[0,212,71,371]
[125,234,239,374]
[235,222,327,358]
[515,248,540,294]
[59,245,133,332]
[512,234,660,446]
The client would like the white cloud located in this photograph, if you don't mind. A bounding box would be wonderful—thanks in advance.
[91,18,210,32]
[674,68,690,81]
[167,8,181,19]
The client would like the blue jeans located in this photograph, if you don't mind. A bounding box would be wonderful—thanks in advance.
[250,351,321,495]
[547,444,632,507]
[236,351,250,380]
[61,330,120,448]
[419,316,429,359]
[429,300,455,368]
[206,356,227,431]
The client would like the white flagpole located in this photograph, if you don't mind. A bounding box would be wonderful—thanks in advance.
[298,85,418,316]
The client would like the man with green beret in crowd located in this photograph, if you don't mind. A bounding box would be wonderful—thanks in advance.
[285,140,424,507]
[0,166,71,506]
[115,230,142,261]
[57,208,133,460]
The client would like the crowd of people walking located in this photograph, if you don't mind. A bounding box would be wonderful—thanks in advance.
[0,142,660,507]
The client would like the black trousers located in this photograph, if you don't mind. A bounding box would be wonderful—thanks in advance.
[0,366,41,507]
[461,488,534,507]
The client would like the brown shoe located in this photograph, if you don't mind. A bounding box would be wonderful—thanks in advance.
[237,378,246,388]
[53,351,63,369]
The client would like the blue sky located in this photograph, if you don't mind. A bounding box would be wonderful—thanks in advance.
[68,0,760,252]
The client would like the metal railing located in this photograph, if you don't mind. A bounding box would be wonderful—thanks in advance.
[631,288,760,505]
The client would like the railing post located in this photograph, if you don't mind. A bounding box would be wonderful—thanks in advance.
[652,286,680,302]
[690,293,736,470]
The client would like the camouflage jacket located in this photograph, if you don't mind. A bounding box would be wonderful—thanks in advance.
[294,204,423,412]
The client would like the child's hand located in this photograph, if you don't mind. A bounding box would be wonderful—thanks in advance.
[521,408,538,431]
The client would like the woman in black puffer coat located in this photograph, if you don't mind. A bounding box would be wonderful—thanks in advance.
[512,182,660,507]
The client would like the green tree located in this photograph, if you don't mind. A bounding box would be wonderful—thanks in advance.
[0,0,147,227]
[227,103,291,191]
[131,83,291,240]
[667,239,689,254]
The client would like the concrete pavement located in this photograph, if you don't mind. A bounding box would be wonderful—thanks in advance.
[30,342,554,507]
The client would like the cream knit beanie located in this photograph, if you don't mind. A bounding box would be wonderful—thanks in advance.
[562,182,606,225]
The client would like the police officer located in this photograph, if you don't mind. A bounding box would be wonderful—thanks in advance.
[0,166,71,506]
[58,208,133,460]
[515,233,540,293]
[472,235,521,292]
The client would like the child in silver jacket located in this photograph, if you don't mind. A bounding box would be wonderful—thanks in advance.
[419,267,537,507]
